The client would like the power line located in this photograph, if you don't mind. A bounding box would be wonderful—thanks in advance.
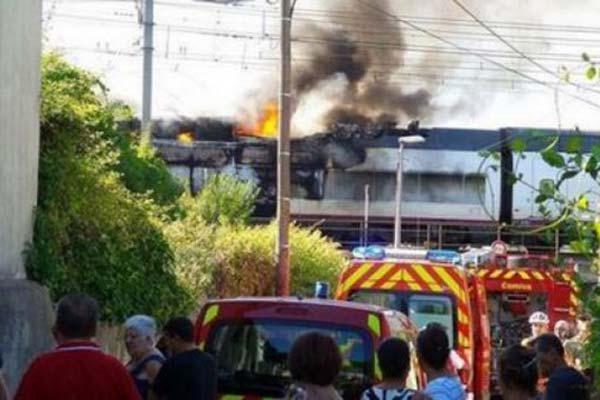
[57,45,593,93]
[49,2,600,52]
[50,0,600,37]
[353,0,600,111]
[50,11,600,60]
[450,0,600,96]
[50,13,600,69]
[151,0,600,36]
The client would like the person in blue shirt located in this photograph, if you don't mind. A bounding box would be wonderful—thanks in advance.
[413,323,465,400]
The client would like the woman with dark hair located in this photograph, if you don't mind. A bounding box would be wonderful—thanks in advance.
[286,332,343,400]
[498,345,541,400]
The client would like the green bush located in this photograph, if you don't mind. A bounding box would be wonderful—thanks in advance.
[163,195,217,307]
[288,224,346,297]
[26,53,191,322]
[196,174,259,225]
[167,196,346,301]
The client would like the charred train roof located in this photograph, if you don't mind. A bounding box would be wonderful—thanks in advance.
[151,127,600,167]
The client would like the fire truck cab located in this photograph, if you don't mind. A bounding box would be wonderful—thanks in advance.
[462,245,577,398]
[336,247,491,400]
[194,297,421,400]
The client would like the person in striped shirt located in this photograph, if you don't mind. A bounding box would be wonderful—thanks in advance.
[361,338,414,400]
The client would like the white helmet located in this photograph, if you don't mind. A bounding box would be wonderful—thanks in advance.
[529,311,549,324]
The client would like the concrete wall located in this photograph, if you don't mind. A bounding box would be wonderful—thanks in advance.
[0,0,42,278]
[0,0,54,394]
[0,281,54,394]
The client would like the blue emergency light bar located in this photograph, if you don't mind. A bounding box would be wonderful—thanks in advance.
[425,250,461,265]
[352,246,460,264]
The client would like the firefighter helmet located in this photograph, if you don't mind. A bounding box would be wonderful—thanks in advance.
[528,311,549,325]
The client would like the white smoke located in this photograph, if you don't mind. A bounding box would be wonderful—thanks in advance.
[291,73,350,136]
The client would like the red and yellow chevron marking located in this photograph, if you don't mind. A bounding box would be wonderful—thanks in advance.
[476,268,579,284]
[570,284,580,317]
[475,268,554,281]
[337,261,472,350]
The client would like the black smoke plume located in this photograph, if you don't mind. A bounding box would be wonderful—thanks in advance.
[292,0,431,132]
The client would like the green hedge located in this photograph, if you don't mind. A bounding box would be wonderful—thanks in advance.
[26,53,191,322]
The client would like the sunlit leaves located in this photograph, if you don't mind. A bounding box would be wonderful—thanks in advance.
[511,137,526,152]
[585,65,597,81]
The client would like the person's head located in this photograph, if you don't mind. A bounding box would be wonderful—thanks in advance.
[124,315,157,359]
[288,332,342,387]
[162,317,195,355]
[53,293,99,342]
[378,338,411,383]
[528,311,549,337]
[534,333,565,378]
[553,320,571,341]
[499,345,539,397]
[416,323,450,373]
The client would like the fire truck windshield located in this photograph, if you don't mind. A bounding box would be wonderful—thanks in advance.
[408,294,454,346]
[205,319,371,399]
[348,290,456,347]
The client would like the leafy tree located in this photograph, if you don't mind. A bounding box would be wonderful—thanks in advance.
[479,97,600,379]
[26,53,191,322]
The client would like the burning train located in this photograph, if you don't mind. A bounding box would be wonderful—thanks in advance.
[151,117,600,249]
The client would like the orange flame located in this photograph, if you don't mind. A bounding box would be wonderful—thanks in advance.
[176,131,194,143]
[235,102,279,137]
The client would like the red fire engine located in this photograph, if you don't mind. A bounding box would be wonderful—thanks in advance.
[336,244,578,400]
[462,244,577,398]
[335,248,491,400]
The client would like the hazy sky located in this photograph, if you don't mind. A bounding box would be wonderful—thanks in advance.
[43,0,600,132]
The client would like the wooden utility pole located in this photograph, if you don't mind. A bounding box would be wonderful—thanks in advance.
[276,0,292,296]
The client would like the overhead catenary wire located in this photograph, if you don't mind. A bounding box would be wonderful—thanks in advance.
[49,13,600,66]
[353,0,600,111]
[48,4,600,61]
[148,0,600,36]
[49,0,600,41]
[46,0,600,129]
[48,2,600,42]
[450,0,600,96]
[57,45,593,96]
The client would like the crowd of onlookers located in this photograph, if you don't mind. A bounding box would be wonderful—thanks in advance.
[0,293,594,400]
[6,293,217,400]
[288,314,593,400]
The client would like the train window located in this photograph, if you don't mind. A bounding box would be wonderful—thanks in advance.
[322,171,485,205]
